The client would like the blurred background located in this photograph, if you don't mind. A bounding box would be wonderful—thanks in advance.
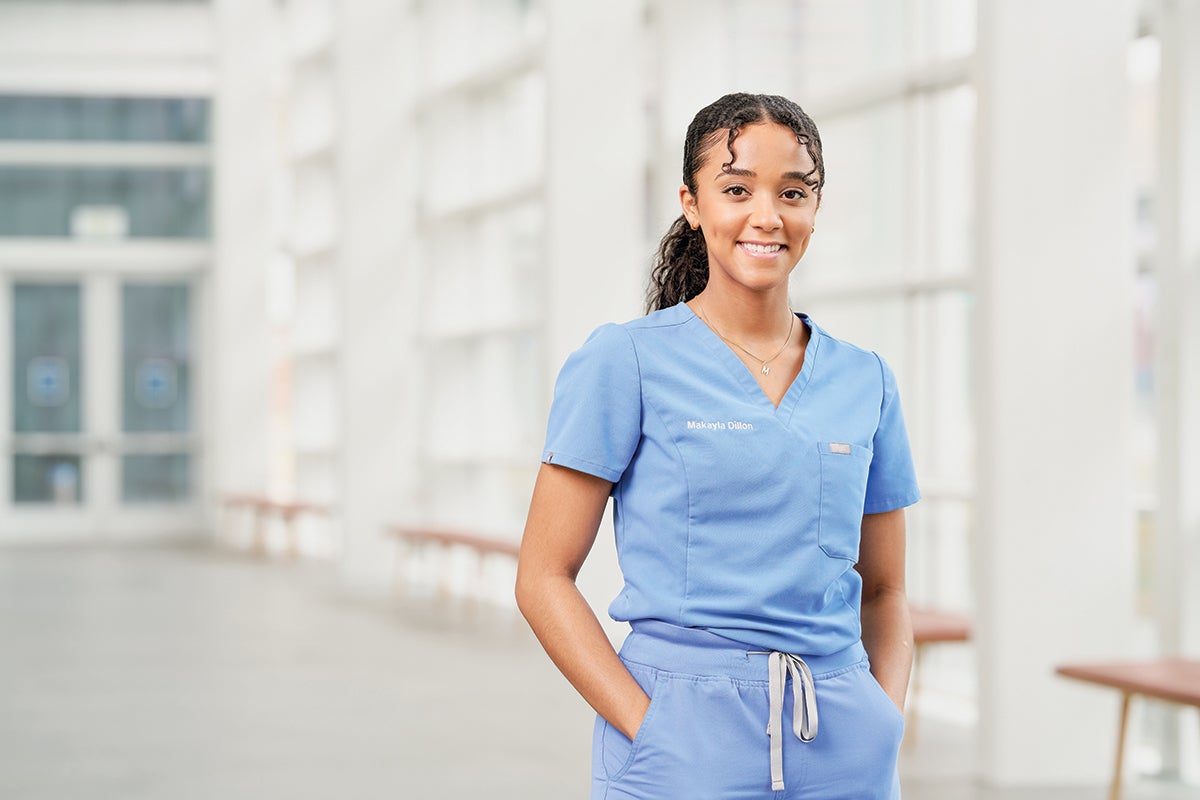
[0,0,1197,798]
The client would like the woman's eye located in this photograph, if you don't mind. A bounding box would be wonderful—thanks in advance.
[782,189,808,200]
[723,185,748,196]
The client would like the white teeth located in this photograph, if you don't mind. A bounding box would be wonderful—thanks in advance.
[741,242,782,255]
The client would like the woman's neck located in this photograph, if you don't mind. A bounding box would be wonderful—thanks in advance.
[689,286,794,346]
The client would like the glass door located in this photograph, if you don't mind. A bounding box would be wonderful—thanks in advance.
[3,275,203,538]
[11,282,85,506]
[120,281,194,505]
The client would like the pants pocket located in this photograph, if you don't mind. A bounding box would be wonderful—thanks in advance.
[858,662,907,734]
[598,663,665,782]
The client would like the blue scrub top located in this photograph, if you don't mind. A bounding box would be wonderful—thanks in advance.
[542,302,920,657]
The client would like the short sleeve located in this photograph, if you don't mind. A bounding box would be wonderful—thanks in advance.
[541,323,642,483]
[863,354,921,514]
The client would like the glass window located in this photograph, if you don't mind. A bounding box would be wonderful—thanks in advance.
[122,283,191,433]
[0,167,210,238]
[802,295,909,375]
[913,86,975,278]
[0,96,209,142]
[792,0,908,97]
[913,290,974,483]
[420,0,544,87]
[907,497,973,608]
[13,284,82,434]
[421,71,545,215]
[14,454,84,505]
[915,0,976,62]
[121,454,191,503]
[805,101,908,285]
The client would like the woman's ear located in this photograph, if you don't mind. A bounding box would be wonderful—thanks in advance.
[679,184,700,230]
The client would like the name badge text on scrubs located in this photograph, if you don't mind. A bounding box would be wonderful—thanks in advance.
[829,442,852,455]
[686,420,755,432]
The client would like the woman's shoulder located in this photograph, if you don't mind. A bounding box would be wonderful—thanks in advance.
[577,302,694,350]
[803,315,893,379]
[623,301,695,333]
[561,304,695,385]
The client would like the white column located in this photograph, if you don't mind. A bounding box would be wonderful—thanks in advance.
[1155,0,1200,781]
[972,0,1139,784]
[333,1,419,590]
[210,0,277,507]
[1155,0,1200,664]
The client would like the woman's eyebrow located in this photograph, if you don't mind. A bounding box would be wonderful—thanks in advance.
[716,168,812,181]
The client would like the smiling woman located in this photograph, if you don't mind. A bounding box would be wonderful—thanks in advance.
[515,93,920,800]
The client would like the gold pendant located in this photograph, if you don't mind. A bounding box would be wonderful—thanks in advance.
[761,364,770,376]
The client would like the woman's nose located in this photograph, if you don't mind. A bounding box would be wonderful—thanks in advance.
[750,198,783,230]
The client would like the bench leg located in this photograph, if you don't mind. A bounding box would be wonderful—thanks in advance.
[436,544,453,605]
[398,544,412,594]
[1110,692,1132,800]
[903,643,925,749]
[252,509,268,556]
[465,552,486,621]
[283,512,299,560]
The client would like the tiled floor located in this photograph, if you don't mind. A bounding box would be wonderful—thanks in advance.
[0,541,1192,800]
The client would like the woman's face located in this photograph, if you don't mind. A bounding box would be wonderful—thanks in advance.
[680,122,819,296]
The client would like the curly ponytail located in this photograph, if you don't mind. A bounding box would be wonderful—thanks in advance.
[645,93,824,313]
[647,215,708,312]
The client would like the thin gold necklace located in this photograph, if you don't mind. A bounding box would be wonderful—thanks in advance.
[697,303,795,376]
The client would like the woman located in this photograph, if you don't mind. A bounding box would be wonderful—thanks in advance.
[515,93,919,799]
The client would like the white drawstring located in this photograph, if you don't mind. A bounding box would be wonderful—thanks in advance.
[749,650,818,791]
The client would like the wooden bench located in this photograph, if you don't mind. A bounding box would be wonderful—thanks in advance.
[911,606,972,649]
[386,525,520,608]
[221,493,332,559]
[906,606,972,744]
[1056,658,1200,800]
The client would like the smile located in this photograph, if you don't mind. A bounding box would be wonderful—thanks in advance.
[738,242,785,257]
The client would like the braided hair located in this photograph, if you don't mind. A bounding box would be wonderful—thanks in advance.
[646,93,824,313]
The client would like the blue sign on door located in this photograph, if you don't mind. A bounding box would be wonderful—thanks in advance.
[135,358,178,409]
[27,356,70,407]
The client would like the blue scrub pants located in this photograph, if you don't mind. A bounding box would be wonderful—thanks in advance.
[592,621,904,799]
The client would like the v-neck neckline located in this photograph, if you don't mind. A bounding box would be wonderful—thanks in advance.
[682,302,818,420]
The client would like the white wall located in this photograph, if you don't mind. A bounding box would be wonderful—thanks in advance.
[0,1,213,96]
[542,0,646,386]
[541,0,648,634]
[329,1,650,594]
[334,0,422,590]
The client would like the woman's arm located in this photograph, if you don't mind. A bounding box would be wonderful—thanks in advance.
[514,462,650,741]
[855,508,913,711]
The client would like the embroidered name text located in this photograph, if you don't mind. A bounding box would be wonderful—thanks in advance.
[686,420,755,431]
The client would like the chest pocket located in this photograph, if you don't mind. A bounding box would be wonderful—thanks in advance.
[817,441,872,561]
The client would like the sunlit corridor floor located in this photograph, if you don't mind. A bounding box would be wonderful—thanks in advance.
[0,541,1192,800]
